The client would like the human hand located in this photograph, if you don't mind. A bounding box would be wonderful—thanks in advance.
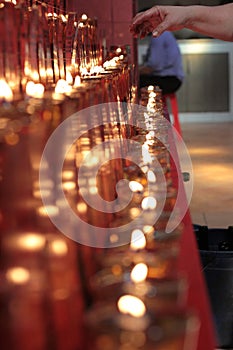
[130,6,190,38]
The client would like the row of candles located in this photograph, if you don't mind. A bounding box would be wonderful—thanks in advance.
[0,1,200,350]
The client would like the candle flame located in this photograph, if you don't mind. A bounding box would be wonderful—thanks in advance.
[117,295,146,317]
[74,75,81,87]
[0,79,13,102]
[147,85,154,92]
[141,197,157,210]
[129,181,143,192]
[26,81,44,98]
[17,233,46,251]
[81,13,88,21]
[6,267,30,285]
[147,170,156,183]
[130,229,146,250]
[55,79,72,94]
[49,239,68,256]
[66,71,73,85]
[131,263,148,283]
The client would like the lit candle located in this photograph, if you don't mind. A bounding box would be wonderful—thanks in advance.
[0,79,13,102]
[26,81,45,99]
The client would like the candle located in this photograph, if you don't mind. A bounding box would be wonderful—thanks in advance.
[25,81,45,99]
[0,79,13,102]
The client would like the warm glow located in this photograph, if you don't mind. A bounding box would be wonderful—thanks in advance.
[117,295,146,317]
[74,75,82,87]
[49,239,68,256]
[62,170,74,180]
[77,202,87,214]
[33,189,51,199]
[148,91,156,99]
[130,229,146,250]
[129,181,144,192]
[147,170,156,183]
[66,71,73,85]
[129,207,141,218]
[90,65,105,75]
[141,197,157,210]
[55,79,72,94]
[17,233,46,251]
[26,81,44,98]
[109,234,119,243]
[143,225,154,235]
[80,67,89,76]
[81,13,88,21]
[60,14,67,23]
[103,57,119,69]
[6,267,30,284]
[37,205,59,217]
[0,79,13,102]
[62,181,76,191]
[147,85,154,92]
[142,146,153,164]
[131,263,148,283]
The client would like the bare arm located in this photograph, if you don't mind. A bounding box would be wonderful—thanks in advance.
[130,4,233,42]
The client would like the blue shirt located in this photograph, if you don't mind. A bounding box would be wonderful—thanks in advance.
[144,31,184,82]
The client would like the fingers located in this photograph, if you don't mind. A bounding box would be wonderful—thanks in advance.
[130,6,162,38]
[152,22,167,37]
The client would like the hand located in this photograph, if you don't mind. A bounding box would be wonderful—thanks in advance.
[130,6,190,38]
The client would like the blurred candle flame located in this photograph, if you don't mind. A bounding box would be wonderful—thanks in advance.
[6,267,30,285]
[131,263,148,283]
[141,197,157,210]
[17,233,46,251]
[130,229,146,250]
[117,295,146,317]
[26,81,44,98]
[0,79,13,102]
[129,181,143,192]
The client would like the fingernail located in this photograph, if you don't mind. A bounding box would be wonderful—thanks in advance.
[152,30,158,37]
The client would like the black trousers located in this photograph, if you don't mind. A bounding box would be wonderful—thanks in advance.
[139,74,182,95]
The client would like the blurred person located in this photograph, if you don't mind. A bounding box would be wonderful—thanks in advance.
[139,31,184,94]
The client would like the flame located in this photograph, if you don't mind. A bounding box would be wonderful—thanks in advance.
[0,79,13,102]
[17,233,46,251]
[77,202,87,214]
[26,81,44,98]
[147,85,154,92]
[142,145,153,164]
[147,171,156,183]
[62,181,76,191]
[6,267,30,284]
[141,197,157,210]
[66,71,73,85]
[49,239,68,256]
[37,205,59,217]
[74,75,82,87]
[117,295,146,317]
[81,13,88,21]
[131,263,148,283]
[55,79,72,94]
[129,181,144,192]
[130,229,146,250]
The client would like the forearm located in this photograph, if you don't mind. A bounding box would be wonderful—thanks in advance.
[184,5,233,41]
